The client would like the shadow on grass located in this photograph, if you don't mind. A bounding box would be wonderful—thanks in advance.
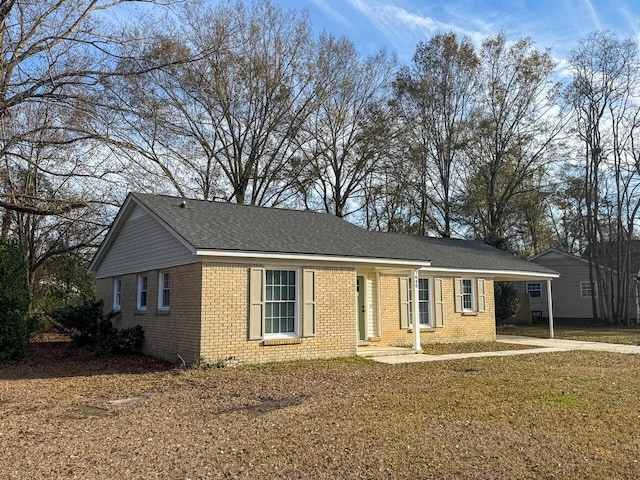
[0,336,173,381]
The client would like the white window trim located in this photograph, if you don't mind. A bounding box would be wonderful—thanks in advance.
[526,282,542,298]
[580,281,597,298]
[137,274,148,311]
[461,278,476,312]
[113,278,122,311]
[158,271,171,310]
[264,267,300,339]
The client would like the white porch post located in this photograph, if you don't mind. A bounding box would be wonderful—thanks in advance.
[413,269,422,353]
[546,279,555,338]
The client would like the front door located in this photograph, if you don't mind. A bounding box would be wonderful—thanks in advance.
[357,276,366,341]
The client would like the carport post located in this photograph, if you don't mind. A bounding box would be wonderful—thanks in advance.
[413,269,422,353]
[546,279,554,338]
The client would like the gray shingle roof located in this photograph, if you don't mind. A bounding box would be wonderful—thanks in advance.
[133,193,556,276]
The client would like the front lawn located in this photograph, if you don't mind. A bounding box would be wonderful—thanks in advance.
[2,337,640,479]
[498,324,640,344]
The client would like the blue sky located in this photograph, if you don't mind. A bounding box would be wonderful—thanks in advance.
[275,0,640,64]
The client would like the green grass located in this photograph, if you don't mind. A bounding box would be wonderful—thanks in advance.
[498,324,640,345]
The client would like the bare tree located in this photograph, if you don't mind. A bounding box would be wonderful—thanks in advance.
[394,33,479,237]
[294,35,395,218]
[461,34,564,251]
[567,31,640,324]
[0,0,172,302]
[106,0,319,206]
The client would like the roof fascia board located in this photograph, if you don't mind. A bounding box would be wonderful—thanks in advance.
[195,249,429,268]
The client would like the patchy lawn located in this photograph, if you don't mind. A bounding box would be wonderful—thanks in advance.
[498,324,640,345]
[2,336,640,479]
[421,341,540,355]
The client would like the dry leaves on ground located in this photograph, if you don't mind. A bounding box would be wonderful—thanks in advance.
[2,335,640,479]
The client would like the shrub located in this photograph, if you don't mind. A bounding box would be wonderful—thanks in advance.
[0,240,32,362]
[51,300,144,355]
[495,281,520,325]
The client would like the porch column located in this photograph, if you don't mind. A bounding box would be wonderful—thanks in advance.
[546,279,555,338]
[413,269,422,353]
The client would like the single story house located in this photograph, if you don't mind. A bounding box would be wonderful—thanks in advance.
[520,248,637,323]
[88,193,559,365]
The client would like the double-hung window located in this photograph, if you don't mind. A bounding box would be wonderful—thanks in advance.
[158,272,170,310]
[406,278,431,328]
[417,278,431,327]
[137,274,148,310]
[526,282,542,298]
[580,281,596,298]
[461,279,475,311]
[265,269,297,336]
[113,278,122,310]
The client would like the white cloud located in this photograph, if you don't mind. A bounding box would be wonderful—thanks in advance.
[346,0,490,52]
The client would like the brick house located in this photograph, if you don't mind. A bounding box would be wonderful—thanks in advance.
[88,193,559,364]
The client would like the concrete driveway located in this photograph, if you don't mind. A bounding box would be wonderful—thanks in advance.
[370,335,640,365]
[497,334,640,354]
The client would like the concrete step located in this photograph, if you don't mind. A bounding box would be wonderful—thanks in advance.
[357,346,418,358]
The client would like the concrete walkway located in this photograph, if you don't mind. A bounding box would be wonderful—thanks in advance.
[369,335,640,365]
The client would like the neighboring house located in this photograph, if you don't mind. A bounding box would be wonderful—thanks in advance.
[522,248,638,323]
[88,193,558,365]
[517,249,595,321]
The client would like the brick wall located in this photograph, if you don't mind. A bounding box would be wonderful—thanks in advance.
[379,274,496,345]
[95,262,203,364]
[200,262,357,364]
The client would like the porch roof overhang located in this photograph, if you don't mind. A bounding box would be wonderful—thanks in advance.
[418,266,560,282]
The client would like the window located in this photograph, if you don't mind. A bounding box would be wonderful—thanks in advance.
[417,278,431,327]
[406,278,432,328]
[113,278,122,310]
[580,281,597,298]
[265,269,297,336]
[137,274,148,310]
[526,282,542,298]
[158,272,170,309]
[461,279,475,311]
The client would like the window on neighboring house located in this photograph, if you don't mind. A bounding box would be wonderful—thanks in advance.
[526,282,542,298]
[580,281,597,298]
[113,278,122,310]
[137,274,148,310]
[158,272,171,309]
[265,269,297,336]
[461,279,475,311]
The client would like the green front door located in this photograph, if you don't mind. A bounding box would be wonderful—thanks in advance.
[357,276,366,341]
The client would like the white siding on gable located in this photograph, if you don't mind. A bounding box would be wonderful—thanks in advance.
[94,206,196,278]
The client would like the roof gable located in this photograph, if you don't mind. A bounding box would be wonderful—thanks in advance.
[89,195,196,276]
